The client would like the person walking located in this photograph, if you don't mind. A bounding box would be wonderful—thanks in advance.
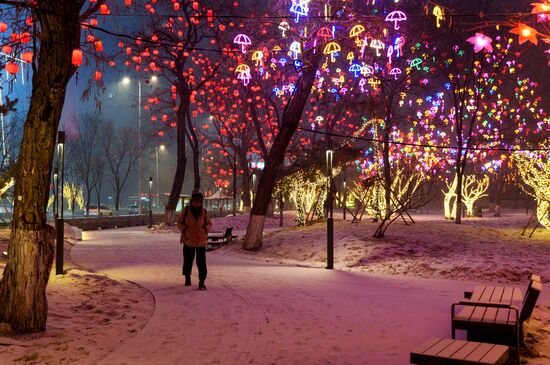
[177,192,212,290]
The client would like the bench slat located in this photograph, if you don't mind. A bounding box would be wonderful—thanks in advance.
[479,286,495,302]
[501,287,513,304]
[489,287,504,303]
[437,339,468,358]
[450,341,483,360]
[470,306,488,322]
[464,342,495,362]
[455,306,476,321]
[423,338,456,356]
[412,337,445,354]
[479,345,509,364]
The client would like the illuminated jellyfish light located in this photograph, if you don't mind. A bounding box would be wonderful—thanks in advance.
[370,39,385,57]
[323,41,341,62]
[237,71,252,86]
[349,63,362,77]
[233,33,252,53]
[385,10,407,30]
[251,50,264,67]
[393,36,405,57]
[409,58,422,70]
[278,21,290,37]
[290,0,308,23]
[432,5,444,28]
[289,41,301,59]
[389,67,402,80]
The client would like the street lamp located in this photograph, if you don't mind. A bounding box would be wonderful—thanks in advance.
[121,75,157,212]
[155,144,165,211]
[326,148,334,270]
[148,176,153,228]
[56,131,65,275]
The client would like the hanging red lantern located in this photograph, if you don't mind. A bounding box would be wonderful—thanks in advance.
[1,45,12,53]
[94,71,102,80]
[192,2,199,10]
[21,51,33,62]
[71,49,83,66]
[125,0,132,6]
[0,22,7,32]
[207,10,213,22]
[5,62,19,75]
[20,32,31,44]
[158,131,165,137]
[94,40,103,52]
[100,4,110,15]
[174,2,180,11]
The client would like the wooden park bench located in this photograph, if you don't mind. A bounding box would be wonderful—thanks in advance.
[207,227,234,250]
[411,337,509,365]
[451,280,542,365]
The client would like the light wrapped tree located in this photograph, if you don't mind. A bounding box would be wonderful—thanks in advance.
[514,148,550,228]
[462,175,489,217]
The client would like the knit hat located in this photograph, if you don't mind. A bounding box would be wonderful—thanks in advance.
[191,191,204,201]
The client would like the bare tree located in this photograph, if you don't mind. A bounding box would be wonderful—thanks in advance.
[101,123,150,212]
[66,114,105,215]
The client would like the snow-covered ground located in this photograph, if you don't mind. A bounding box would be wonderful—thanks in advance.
[0,209,548,364]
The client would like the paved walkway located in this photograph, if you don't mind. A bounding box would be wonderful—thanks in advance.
[72,227,487,365]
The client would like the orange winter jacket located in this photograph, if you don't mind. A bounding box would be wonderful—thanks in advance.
[177,206,212,247]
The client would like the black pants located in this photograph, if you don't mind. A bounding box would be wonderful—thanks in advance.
[182,244,207,281]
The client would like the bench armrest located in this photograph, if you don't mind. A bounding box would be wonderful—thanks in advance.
[455,301,516,309]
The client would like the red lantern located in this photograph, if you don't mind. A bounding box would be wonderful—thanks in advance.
[94,71,102,80]
[0,22,7,32]
[1,45,12,53]
[21,51,33,62]
[174,2,180,11]
[71,49,83,66]
[94,40,103,52]
[125,0,132,6]
[5,62,19,75]
[207,10,213,22]
[100,4,110,15]
[20,32,31,44]
[192,2,199,10]
[158,131,165,137]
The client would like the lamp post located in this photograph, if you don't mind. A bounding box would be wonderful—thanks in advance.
[122,75,157,212]
[53,168,58,219]
[56,131,65,275]
[326,148,334,270]
[148,176,153,228]
[155,144,165,211]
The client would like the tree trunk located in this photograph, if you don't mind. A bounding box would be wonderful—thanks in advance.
[243,53,320,250]
[382,128,391,219]
[455,157,464,224]
[164,93,189,226]
[239,151,251,213]
[0,0,81,333]
[232,163,237,216]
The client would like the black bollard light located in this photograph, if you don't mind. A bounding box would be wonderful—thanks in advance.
[56,131,65,275]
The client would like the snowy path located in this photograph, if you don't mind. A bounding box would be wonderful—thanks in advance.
[72,227,505,365]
